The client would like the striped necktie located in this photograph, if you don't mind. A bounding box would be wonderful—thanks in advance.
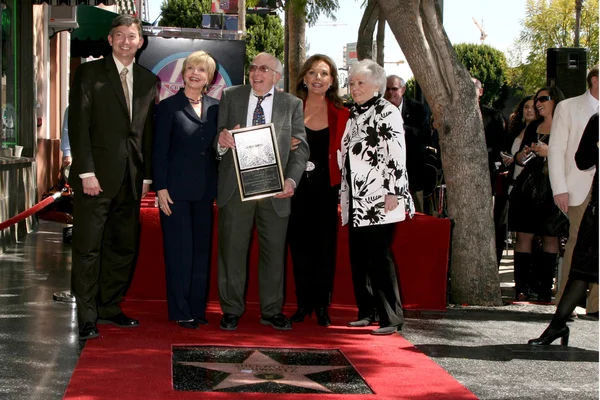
[120,67,131,119]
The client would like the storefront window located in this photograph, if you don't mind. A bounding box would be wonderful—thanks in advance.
[0,0,16,148]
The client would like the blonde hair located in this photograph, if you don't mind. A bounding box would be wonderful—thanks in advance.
[181,51,217,86]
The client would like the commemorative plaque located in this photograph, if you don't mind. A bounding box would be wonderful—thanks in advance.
[231,123,285,201]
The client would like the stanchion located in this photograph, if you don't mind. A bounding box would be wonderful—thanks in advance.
[53,290,75,303]
[0,191,75,303]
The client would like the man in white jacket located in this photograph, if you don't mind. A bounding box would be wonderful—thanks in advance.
[548,65,599,316]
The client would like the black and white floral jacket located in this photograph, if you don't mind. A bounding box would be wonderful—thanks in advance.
[340,96,414,227]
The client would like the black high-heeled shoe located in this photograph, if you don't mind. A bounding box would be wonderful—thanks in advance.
[289,308,312,323]
[528,325,569,346]
[315,307,331,327]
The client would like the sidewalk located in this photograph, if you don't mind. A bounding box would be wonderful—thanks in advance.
[0,222,597,399]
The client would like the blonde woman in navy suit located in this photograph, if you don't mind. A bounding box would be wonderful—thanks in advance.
[153,51,219,329]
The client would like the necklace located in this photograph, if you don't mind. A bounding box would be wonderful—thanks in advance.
[187,97,202,105]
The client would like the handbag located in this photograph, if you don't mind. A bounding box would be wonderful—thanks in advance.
[511,159,549,206]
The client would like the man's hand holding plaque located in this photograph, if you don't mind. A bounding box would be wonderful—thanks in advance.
[218,124,239,149]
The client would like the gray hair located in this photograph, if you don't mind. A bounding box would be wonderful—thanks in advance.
[254,52,283,75]
[387,74,406,88]
[349,59,386,94]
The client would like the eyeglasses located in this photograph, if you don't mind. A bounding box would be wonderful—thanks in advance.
[535,95,552,103]
[249,64,275,73]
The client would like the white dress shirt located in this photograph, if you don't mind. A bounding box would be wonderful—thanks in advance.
[246,85,275,127]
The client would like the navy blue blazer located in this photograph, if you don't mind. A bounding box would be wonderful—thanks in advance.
[153,89,219,201]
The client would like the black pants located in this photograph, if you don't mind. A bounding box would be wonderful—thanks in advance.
[160,195,213,321]
[288,172,339,309]
[71,171,140,325]
[348,221,404,327]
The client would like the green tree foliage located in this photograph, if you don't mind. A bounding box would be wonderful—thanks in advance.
[284,0,340,25]
[454,43,508,108]
[405,77,416,100]
[508,0,599,95]
[159,0,211,28]
[245,14,285,69]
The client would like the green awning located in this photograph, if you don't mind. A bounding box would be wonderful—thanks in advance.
[72,4,119,41]
[70,5,151,58]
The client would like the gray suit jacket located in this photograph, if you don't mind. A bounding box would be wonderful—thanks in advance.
[215,85,309,217]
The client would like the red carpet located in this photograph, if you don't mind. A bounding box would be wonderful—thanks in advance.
[63,300,476,400]
[128,202,451,311]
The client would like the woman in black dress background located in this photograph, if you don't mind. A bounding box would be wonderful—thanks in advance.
[508,86,567,302]
[287,54,349,326]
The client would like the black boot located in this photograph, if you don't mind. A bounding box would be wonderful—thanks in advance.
[513,252,532,301]
[536,252,557,303]
[315,307,331,327]
[528,279,588,346]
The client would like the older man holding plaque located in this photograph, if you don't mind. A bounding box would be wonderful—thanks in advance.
[215,52,309,331]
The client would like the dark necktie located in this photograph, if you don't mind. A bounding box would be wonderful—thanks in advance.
[252,93,272,126]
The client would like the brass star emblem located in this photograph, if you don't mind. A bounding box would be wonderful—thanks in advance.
[178,350,349,392]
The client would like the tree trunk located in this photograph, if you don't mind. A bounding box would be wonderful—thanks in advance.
[378,0,501,305]
[286,2,306,96]
[356,0,378,60]
[376,6,385,66]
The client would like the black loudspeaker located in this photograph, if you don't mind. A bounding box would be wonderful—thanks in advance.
[547,48,588,99]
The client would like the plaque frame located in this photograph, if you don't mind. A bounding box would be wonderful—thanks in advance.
[230,123,285,201]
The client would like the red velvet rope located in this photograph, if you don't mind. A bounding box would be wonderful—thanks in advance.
[0,192,61,231]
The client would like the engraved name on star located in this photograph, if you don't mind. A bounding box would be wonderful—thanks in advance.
[178,350,348,392]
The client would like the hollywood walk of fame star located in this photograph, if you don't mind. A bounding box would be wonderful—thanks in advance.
[177,350,349,392]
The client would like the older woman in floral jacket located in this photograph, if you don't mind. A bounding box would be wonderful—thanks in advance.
[340,59,414,335]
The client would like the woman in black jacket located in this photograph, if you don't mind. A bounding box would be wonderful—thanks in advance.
[528,113,598,346]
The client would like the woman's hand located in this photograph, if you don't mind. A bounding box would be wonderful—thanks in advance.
[501,153,514,166]
[291,137,301,151]
[531,141,548,157]
[516,145,531,164]
[384,195,398,213]
[157,189,174,216]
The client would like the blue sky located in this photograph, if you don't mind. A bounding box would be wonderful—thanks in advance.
[146,0,525,79]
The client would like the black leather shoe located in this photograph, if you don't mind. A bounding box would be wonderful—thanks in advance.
[371,324,402,335]
[289,308,312,323]
[260,313,292,330]
[78,322,100,340]
[315,307,331,327]
[178,320,198,329]
[97,313,139,327]
[348,316,375,327]
[220,313,239,331]
[194,317,209,325]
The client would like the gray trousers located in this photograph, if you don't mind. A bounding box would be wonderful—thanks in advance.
[217,191,289,317]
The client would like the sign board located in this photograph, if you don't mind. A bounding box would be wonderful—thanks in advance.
[137,36,245,103]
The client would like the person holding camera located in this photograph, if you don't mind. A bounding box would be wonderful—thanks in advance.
[508,86,567,302]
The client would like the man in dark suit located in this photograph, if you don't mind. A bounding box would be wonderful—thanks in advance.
[68,15,157,339]
[215,52,309,331]
[472,78,506,194]
[384,75,431,212]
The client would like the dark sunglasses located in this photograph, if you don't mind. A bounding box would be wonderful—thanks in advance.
[249,64,274,73]
[535,95,552,103]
